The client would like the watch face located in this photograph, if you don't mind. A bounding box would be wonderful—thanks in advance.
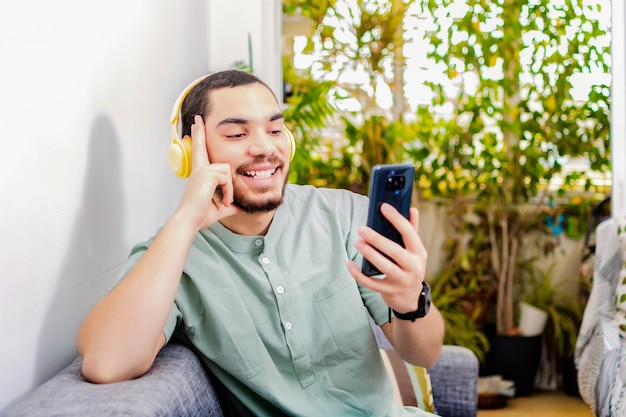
[418,282,431,317]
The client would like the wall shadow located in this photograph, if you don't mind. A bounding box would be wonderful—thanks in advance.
[33,114,126,383]
[27,0,211,395]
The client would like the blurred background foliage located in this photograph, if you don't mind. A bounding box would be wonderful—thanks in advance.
[281,0,611,364]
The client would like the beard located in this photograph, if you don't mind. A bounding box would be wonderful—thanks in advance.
[231,180,287,214]
[215,157,289,214]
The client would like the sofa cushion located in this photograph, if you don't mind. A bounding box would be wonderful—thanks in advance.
[4,343,223,417]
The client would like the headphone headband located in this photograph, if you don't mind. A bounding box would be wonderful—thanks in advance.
[170,74,212,141]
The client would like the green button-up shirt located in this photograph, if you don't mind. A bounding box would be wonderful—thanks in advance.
[123,184,435,417]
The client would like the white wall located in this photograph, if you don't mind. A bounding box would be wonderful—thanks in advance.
[207,0,283,99]
[612,0,626,218]
[0,0,281,412]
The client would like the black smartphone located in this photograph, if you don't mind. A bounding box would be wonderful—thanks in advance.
[361,164,415,278]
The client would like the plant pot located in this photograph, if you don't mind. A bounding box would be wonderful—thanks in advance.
[518,302,549,336]
[562,356,580,397]
[483,333,543,397]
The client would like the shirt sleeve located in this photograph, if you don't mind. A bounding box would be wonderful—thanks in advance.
[359,285,390,326]
[163,302,181,342]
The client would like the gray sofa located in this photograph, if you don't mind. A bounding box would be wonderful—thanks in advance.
[5,337,478,417]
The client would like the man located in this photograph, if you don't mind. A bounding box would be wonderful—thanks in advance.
[77,70,444,416]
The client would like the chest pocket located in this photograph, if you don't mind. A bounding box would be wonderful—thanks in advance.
[314,278,373,354]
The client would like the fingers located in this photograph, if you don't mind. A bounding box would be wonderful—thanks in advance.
[377,204,425,256]
[357,204,426,275]
[209,165,234,207]
[347,261,386,291]
[354,230,405,279]
[176,163,237,230]
[191,115,210,169]
[349,204,427,314]
[187,115,235,207]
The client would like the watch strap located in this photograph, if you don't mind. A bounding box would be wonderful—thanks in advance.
[392,281,431,322]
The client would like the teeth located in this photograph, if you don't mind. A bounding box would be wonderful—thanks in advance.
[244,168,276,179]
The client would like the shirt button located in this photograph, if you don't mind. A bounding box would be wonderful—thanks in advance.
[285,322,293,330]
[254,239,263,246]
[276,286,285,294]
[261,257,270,265]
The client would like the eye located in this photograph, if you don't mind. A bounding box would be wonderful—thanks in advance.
[225,132,246,140]
[268,124,284,136]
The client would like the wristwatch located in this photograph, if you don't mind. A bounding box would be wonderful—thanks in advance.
[392,281,431,322]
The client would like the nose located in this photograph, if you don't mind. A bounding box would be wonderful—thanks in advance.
[248,129,277,156]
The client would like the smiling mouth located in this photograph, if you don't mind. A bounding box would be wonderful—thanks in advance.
[241,168,278,179]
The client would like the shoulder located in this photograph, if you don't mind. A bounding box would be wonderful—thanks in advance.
[285,184,368,211]
[280,184,369,232]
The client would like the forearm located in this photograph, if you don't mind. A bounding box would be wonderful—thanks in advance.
[388,304,445,368]
[77,213,198,383]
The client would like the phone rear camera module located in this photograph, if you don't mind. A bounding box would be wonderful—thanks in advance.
[385,175,405,191]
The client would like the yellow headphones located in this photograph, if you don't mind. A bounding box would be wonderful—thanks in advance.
[168,74,296,178]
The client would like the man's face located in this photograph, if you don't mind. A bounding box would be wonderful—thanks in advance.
[203,83,290,213]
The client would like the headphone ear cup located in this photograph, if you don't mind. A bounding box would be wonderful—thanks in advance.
[168,137,192,178]
[283,127,296,161]
[169,74,210,178]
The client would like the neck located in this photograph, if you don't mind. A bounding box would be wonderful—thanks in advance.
[219,210,276,236]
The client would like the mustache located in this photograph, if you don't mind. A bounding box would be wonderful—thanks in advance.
[213,155,284,201]
[236,155,283,173]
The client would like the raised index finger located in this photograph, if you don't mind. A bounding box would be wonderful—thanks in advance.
[191,114,210,168]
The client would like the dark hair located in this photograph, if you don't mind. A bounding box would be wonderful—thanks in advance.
[180,70,275,137]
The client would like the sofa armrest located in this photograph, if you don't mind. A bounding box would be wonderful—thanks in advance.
[429,345,479,417]
[5,343,223,417]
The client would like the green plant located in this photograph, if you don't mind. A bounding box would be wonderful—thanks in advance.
[283,0,415,193]
[282,1,493,361]
[431,278,490,364]
[422,0,611,334]
[342,116,420,193]
[281,1,610,364]
[519,262,585,387]
[559,195,599,238]
[521,264,583,360]
[282,60,342,187]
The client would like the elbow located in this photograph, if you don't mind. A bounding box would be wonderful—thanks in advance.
[395,342,442,369]
[420,344,443,369]
[402,342,442,369]
[401,330,444,369]
[77,332,163,383]
[80,353,148,384]
[81,355,126,384]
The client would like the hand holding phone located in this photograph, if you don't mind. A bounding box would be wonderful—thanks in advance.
[361,164,415,278]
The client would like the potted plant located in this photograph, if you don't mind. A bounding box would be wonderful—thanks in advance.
[519,264,584,391]
[422,0,610,337]
[419,0,610,396]
[430,261,492,364]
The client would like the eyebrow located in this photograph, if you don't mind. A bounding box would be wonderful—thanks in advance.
[269,112,284,122]
[215,112,284,128]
